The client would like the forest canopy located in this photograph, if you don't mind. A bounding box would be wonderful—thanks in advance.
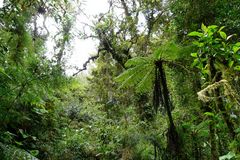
[0,0,240,160]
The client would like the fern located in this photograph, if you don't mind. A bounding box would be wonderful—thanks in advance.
[125,57,153,67]
[153,42,182,60]
[116,42,183,93]
[115,56,155,92]
[0,142,39,160]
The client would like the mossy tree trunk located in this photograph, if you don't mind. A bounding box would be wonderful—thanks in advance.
[154,60,181,159]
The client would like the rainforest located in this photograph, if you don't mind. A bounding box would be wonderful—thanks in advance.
[1,0,240,159]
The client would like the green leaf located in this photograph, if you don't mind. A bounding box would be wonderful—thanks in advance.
[235,42,240,47]
[188,31,203,37]
[208,25,218,30]
[228,60,234,68]
[219,31,227,39]
[233,46,240,53]
[33,107,48,115]
[201,23,207,33]
[125,57,150,68]
[3,131,16,142]
[193,41,204,47]
[153,42,180,60]
[234,66,240,71]
[115,63,153,90]
[15,141,23,146]
[191,52,198,58]
[19,129,29,139]
[191,59,199,68]
[136,65,154,92]
[116,54,156,92]
[204,112,215,117]
[219,152,235,160]
[218,26,225,32]
[30,150,39,156]
[235,128,240,133]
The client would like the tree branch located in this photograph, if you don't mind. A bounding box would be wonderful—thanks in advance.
[72,50,101,76]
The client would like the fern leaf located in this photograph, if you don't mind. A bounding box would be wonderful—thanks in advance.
[153,42,181,60]
[125,56,152,68]
[115,61,154,90]
[116,64,150,88]
[136,65,155,92]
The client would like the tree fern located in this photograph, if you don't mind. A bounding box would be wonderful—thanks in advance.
[115,56,155,93]
[115,42,183,93]
[116,42,184,158]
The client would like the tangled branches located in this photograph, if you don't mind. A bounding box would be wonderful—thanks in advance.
[197,79,240,106]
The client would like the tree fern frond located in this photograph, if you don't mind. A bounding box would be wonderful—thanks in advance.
[125,56,153,68]
[116,42,185,93]
[153,42,182,60]
[136,65,155,92]
[116,63,153,90]
[115,64,145,82]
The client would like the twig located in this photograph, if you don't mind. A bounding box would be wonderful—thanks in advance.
[72,51,101,76]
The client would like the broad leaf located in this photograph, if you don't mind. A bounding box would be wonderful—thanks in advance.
[201,23,208,33]
[188,31,203,37]
[219,31,227,39]
[191,52,198,58]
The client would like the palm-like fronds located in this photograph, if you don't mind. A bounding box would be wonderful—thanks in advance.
[115,56,155,93]
[115,42,183,93]
[116,42,183,157]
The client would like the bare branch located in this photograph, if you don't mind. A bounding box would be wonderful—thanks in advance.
[72,50,102,76]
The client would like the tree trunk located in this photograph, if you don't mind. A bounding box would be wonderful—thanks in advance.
[209,121,218,160]
[157,61,180,159]
[209,57,235,139]
[208,57,218,160]
[214,73,235,139]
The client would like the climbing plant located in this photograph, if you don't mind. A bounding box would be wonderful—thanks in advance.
[189,24,240,159]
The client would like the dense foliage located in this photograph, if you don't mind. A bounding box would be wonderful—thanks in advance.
[1,0,240,159]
